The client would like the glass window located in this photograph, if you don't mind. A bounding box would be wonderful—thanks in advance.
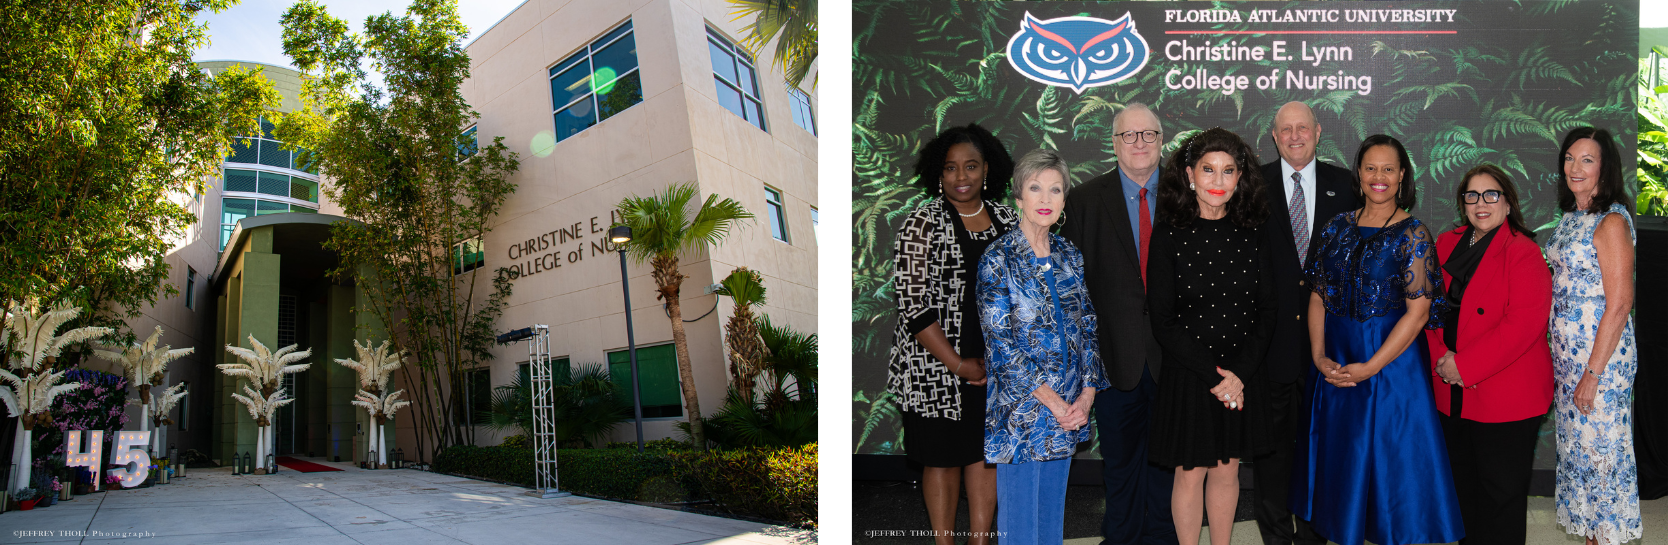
[224,169,258,193]
[463,368,491,425]
[457,126,478,159]
[708,29,766,131]
[228,138,259,164]
[185,268,196,310]
[453,237,484,275]
[765,186,788,242]
[258,139,289,169]
[810,207,818,244]
[786,84,816,135]
[290,178,318,203]
[549,20,641,143]
[257,171,289,197]
[607,344,681,418]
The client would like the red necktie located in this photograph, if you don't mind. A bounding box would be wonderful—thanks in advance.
[1138,187,1151,287]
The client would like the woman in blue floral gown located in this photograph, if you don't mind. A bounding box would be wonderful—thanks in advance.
[1547,127,1641,545]
[1291,135,1464,545]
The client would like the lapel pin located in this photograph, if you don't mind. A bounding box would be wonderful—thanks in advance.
[1326,191,1336,196]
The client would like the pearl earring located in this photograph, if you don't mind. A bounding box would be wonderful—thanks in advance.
[1190,182,1196,190]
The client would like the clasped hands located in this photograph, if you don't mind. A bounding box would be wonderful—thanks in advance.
[1433,350,1473,389]
[954,357,988,386]
[1314,356,1384,387]
[1210,367,1245,411]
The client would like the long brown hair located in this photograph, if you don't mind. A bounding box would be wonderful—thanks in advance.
[1454,164,1535,240]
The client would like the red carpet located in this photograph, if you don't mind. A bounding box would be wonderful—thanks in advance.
[275,456,343,472]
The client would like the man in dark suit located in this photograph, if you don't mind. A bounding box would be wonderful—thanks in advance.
[1059,103,1177,545]
[1252,101,1361,545]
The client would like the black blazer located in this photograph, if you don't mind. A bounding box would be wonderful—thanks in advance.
[1259,159,1360,384]
[1058,166,1163,391]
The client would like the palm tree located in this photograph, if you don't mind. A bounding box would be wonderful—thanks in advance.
[616,182,753,450]
[334,339,408,466]
[715,267,768,403]
[0,299,111,494]
[94,325,193,453]
[727,0,817,90]
[220,335,311,468]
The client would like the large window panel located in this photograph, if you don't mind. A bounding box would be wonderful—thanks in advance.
[290,178,318,203]
[708,28,766,131]
[228,138,259,164]
[222,198,255,226]
[787,85,816,135]
[224,169,258,193]
[550,62,592,111]
[597,71,643,122]
[256,200,289,216]
[548,20,641,143]
[555,100,596,141]
[257,171,290,197]
[591,33,638,84]
[258,139,289,169]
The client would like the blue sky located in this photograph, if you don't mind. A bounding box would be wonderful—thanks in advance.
[192,0,528,69]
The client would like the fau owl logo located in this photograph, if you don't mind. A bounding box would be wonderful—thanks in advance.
[1005,12,1150,93]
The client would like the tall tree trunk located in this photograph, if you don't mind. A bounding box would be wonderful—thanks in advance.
[653,255,704,450]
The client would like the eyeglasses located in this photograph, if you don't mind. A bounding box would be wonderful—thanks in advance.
[1115,130,1161,144]
[1461,190,1503,204]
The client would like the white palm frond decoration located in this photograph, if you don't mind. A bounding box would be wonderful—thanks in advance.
[96,326,194,401]
[221,335,311,391]
[352,388,412,421]
[334,339,404,392]
[0,383,17,418]
[154,382,187,415]
[5,299,112,371]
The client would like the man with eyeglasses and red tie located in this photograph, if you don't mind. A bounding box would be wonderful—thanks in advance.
[1059,102,1178,545]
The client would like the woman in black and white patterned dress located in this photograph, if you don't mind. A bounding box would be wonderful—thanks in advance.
[888,123,1017,545]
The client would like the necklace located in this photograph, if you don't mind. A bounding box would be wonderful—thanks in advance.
[1470,227,1489,245]
[956,199,985,217]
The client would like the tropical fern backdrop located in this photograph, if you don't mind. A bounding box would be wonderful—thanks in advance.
[852,0,1640,458]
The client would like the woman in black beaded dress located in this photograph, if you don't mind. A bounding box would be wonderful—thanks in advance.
[1146,127,1278,545]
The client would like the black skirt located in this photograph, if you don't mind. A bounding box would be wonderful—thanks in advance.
[1148,366,1272,470]
[902,382,987,467]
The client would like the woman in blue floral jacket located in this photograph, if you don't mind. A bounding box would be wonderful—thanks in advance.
[977,148,1112,545]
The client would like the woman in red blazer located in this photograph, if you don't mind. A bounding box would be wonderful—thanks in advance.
[1425,164,1554,545]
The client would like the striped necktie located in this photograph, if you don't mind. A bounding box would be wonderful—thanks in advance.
[1291,172,1309,267]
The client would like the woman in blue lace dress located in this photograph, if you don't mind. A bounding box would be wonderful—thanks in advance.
[1290,135,1464,545]
[1547,127,1640,545]
[978,149,1111,545]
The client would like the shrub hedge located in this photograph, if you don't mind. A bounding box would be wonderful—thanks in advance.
[431,442,817,528]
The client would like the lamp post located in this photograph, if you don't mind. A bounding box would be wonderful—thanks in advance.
[609,225,646,453]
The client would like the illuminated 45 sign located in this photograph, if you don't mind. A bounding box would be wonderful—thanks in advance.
[63,430,152,490]
[1006,12,1151,93]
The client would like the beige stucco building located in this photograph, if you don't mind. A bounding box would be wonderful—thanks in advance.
[418,0,819,448]
[67,0,815,471]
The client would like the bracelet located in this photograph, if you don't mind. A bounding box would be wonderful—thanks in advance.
[954,359,964,377]
[1586,366,1602,378]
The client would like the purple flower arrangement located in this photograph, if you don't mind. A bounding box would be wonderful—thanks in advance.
[38,369,130,468]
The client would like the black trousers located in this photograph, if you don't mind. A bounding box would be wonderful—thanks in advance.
[1251,375,1325,545]
[1440,390,1544,545]
[1095,365,1178,545]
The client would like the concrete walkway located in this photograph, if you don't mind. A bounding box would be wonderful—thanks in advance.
[0,459,814,544]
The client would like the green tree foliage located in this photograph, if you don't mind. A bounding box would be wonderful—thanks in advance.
[727,0,818,90]
[851,0,1637,454]
[1638,58,1668,215]
[483,363,626,449]
[682,318,816,449]
[277,0,520,461]
[617,183,753,450]
[0,0,277,347]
